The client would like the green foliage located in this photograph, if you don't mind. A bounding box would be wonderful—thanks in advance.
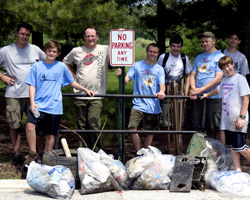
[0,154,11,163]
[1,0,137,45]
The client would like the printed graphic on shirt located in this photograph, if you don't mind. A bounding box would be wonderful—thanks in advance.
[96,51,104,79]
[143,76,155,86]
[42,73,59,81]
[198,63,208,72]
[222,83,234,116]
[141,69,156,88]
[78,52,105,80]
[234,62,239,71]
[80,54,99,66]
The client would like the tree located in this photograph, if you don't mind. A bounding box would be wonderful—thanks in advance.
[0,0,136,46]
[118,0,250,64]
[180,0,250,62]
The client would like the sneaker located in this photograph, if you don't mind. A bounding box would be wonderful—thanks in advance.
[21,151,38,179]
[162,148,170,154]
[23,151,38,166]
[12,155,22,165]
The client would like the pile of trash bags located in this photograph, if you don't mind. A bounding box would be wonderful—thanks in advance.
[26,146,176,198]
[25,132,250,198]
[78,146,175,194]
[187,132,250,196]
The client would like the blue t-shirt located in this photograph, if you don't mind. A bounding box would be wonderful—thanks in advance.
[193,50,224,99]
[127,60,165,114]
[25,61,74,114]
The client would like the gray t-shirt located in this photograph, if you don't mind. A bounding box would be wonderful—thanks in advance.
[223,49,249,76]
[0,43,46,98]
[218,73,250,133]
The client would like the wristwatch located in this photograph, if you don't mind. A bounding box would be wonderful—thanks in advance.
[240,115,246,119]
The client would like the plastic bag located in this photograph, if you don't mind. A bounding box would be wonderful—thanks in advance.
[130,163,171,190]
[78,148,122,194]
[125,150,155,180]
[126,146,173,190]
[207,171,250,196]
[203,138,234,171]
[161,154,176,178]
[98,150,131,189]
[26,161,75,199]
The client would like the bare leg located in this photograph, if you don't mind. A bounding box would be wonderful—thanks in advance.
[215,130,225,145]
[230,149,241,171]
[9,128,21,156]
[130,129,141,152]
[44,135,55,153]
[144,134,153,149]
[240,149,250,165]
[26,123,36,152]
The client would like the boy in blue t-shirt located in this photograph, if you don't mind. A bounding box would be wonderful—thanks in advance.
[23,40,95,166]
[116,43,165,152]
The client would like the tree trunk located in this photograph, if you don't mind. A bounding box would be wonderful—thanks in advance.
[32,31,43,50]
[241,18,250,63]
[157,0,166,55]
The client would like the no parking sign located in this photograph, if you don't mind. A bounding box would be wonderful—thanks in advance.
[110,30,134,66]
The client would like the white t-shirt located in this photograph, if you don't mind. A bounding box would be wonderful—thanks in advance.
[63,45,110,100]
[218,73,250,133]
[157,52,192,84]
[223,49,249,76]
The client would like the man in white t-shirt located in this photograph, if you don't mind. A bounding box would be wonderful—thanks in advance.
[63,26,110,150]
[0,22,46,165]
[157,34,192,154]
[222,31,249,77]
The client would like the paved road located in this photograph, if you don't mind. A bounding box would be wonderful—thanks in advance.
[0,180,249,200]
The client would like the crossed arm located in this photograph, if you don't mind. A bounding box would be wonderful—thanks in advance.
[190,71,223,100]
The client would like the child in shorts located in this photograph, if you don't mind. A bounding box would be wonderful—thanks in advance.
[24,40,95,165]
[201,56,250,171]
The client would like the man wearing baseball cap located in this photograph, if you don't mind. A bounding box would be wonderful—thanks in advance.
[190,31,225,145]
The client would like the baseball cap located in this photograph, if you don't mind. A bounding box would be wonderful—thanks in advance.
[197,31,215,39]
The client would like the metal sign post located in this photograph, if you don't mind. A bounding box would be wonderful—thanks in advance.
[110,29,134,163]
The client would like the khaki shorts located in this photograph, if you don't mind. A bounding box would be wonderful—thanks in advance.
[5,98,30,129]
[128,109,160,130]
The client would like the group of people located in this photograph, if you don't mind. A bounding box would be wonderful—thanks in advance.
[0,22,250,172]
[0,23,108,170]
[116,31,250,171]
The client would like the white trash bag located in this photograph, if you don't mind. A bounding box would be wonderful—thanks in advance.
[130,162,171,190]
[26,161,75,199]
[126,146,173,190]
[98,149,131,189]
[207,171,250,196]
[125,149,155,180]
[78,148,122,194]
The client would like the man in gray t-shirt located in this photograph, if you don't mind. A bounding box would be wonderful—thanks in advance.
[222,31,249,77]
[0,22,46,165]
